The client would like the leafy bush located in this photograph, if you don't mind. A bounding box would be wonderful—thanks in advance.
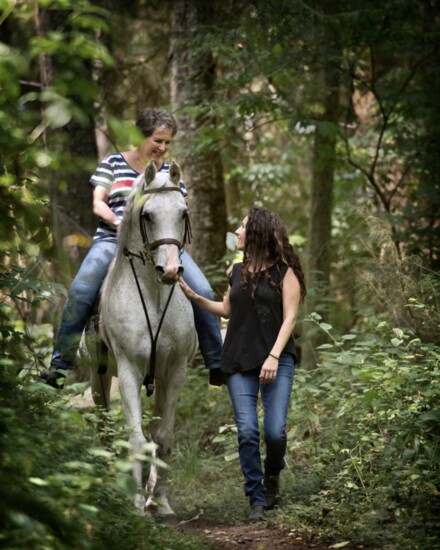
[287,313,440,548]
[0,368,212,549]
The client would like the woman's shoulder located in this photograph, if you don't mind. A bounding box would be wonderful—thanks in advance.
[100,152,126,165]
[227,262,242,281]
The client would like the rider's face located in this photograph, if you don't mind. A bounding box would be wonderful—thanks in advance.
[140,127,173,166]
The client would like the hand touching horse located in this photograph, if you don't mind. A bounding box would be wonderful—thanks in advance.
[83,160,197,518]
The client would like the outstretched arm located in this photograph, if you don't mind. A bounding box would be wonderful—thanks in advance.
[179,278,231,319]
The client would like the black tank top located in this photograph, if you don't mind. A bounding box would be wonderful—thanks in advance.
[221,262,296,374]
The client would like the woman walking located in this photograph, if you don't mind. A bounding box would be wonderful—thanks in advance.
[179,206,306,521]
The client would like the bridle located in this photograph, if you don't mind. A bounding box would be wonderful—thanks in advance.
[139,186,192,264]
[124,186,192,266]
[123,185,192,396]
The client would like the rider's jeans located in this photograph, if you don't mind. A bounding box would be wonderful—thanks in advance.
[180,251,223,370]
[225,354,295,507]
[50,242,223,371]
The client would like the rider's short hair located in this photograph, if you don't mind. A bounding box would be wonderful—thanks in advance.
[136,108,178,137]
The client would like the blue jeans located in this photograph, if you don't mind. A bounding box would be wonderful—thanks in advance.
[51,242,222,371]
[226,354,295,507]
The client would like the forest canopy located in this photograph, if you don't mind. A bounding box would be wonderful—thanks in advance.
[1,0,439,548]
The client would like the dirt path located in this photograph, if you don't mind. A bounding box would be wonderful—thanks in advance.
[177,518,334,549]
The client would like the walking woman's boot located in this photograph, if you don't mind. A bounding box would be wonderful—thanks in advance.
[264,476,280,510]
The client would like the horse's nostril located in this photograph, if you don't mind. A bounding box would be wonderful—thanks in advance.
[155,265,182,285]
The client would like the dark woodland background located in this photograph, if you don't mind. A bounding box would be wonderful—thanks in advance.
[1,1,439,548]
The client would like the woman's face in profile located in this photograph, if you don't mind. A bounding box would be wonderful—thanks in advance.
[235,216,248,251]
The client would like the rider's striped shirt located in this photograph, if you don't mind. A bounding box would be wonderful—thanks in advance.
[90,152,187,242]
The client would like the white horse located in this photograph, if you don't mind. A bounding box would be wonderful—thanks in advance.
[82,160,197,518]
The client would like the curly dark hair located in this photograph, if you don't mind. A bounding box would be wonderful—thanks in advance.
[241,207,307,301]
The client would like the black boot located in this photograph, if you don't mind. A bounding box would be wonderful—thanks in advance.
[38,368,67,389]
[247,505,265,522]
[264,476,280,510]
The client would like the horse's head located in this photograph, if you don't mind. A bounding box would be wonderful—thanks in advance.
[135,160,191,285]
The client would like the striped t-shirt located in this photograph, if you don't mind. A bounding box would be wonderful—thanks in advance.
[90,152,187,242]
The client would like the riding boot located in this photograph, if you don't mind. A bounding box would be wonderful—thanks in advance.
[38,368,67,389]
[264,476,280,510]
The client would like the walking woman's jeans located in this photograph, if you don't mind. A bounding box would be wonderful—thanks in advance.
[51,242,222,371]
[226,354,295,507]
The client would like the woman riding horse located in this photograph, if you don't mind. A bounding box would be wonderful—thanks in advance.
[41,108,223,388]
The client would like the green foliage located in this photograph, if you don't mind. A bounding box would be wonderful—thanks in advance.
[0,368,215,549]
[1,1,439,548]
[288,313,440,547]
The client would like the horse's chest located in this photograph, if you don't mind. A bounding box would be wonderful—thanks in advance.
[113,286,194,339]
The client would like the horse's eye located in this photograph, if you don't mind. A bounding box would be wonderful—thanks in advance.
[143,212,152,222]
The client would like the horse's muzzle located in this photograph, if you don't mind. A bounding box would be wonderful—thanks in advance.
[156,265,184,285]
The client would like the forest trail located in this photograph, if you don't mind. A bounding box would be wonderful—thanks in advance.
[176,518,334,549]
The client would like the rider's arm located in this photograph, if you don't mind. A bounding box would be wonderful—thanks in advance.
[92,186,120,226]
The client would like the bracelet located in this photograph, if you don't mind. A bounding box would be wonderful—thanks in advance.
[269,353,279,360]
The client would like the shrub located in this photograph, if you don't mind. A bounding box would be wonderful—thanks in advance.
[288,313,440,548]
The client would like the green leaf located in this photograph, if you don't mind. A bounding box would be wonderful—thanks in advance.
[114,460,133,473]
[88,448,113,459]
[44,101,72,128]
[319,322,333,331]
[363,389,379,404]
[391,338,403,347]
[29,477,49,486]
[225,452,239,462]
[316,343,334,350]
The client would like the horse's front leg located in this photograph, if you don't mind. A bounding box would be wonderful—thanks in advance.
[147,367,186,518]
[116,358,148,512]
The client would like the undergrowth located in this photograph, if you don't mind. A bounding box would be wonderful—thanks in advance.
[170,315,440,549]
[0,367,214,550]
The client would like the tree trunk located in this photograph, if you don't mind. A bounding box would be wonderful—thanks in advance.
[302,50,340,368]
[169,0,227,270]
[36,6,97,282]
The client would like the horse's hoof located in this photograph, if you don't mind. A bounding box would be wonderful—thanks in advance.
[134,494,146,512]
[156,512,177,525]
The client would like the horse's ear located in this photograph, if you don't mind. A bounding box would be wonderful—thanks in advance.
[144,161,157,187]
[169,161,181,185]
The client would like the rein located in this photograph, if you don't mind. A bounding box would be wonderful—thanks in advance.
[123,185,192,397]
[124,250,175,397]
